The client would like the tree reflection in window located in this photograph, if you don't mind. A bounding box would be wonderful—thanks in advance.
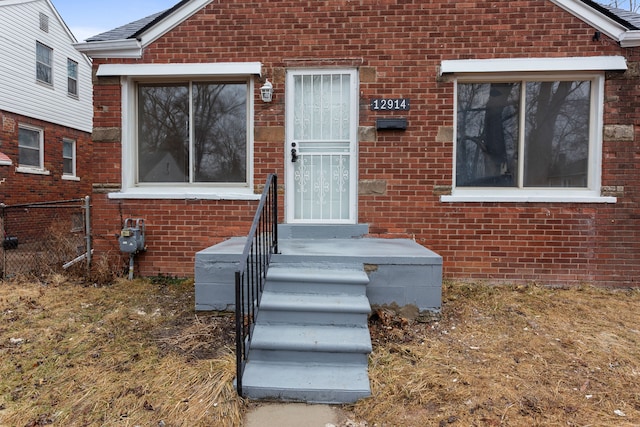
[137,82,247,184]
[456,80,590,188]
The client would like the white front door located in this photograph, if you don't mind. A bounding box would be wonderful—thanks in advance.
[285,69,358,223]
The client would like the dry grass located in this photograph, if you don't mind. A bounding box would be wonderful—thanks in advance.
[0,276,240,427]
[1,277,639,426]
[352,282,640,426]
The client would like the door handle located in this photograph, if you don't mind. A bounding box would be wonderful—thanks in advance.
[291,142,299,163]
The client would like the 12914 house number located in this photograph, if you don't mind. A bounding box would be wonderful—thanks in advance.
[370,98,410,111]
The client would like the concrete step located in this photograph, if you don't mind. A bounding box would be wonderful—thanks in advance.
[241,361,371,404]
[242,263,373,404]
[266,265,369,295]
[250,323,372,354]
[248,348,369,365]
[277,224,369,239]
[258,291,371,325]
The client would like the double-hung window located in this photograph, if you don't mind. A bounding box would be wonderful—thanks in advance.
[441,57,626,203]
[18,125,45,172]
[62,138,77,179]
[36,42,53,85]
[67,59,78,97]
[137,81,248,185]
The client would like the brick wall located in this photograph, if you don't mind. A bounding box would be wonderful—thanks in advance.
[90,0,639,286]
[90,194,258,277]
[0,110,92,205]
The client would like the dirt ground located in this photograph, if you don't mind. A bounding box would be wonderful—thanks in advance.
[0,275,639,426]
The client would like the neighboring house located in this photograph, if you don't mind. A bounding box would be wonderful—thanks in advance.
[0,0,92,205]
[75,0,639,287]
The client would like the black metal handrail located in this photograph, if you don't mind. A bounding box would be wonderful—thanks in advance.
[235,174,278,396]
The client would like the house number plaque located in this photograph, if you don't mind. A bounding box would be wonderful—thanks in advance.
[370,98,410,111]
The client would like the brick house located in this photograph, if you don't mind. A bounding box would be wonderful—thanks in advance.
[0,0,92,205]
[75,0,639,288]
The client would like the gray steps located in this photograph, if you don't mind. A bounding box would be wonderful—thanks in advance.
[248,324,371,364]
[241,264,372,404]
[258,292,370,325]
[241,361,371,403]
[265,265,369,295]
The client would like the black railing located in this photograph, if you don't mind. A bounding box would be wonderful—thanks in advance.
[235,174,278,396]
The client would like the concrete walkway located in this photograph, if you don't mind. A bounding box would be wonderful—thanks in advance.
[244,403,343,427]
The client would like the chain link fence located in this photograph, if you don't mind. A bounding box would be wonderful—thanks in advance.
[0,197,91,279]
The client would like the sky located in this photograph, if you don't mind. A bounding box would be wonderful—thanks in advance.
[53,0,179,42]
[52,0,637,43]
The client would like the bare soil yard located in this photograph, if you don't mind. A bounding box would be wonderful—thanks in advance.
[1,276,638,426]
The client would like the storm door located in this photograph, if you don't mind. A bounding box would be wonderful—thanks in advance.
[285,69,358,223]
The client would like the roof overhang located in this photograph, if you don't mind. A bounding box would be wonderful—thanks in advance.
[619,30,640,47]
[72,0,212,59]
[96,62,263,78]
[440,56,627,75]
[550,0,640,47]
[73,39,143,59]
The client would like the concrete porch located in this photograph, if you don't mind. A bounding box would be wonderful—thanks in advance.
[195,224,442,313]
[194,224,442,402]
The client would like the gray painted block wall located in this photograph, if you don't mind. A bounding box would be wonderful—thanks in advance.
[195,238,244,311]
[195,234,442,312]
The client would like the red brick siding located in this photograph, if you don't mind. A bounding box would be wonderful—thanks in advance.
[0,110,92,205]
[91,0,639,286]
[91,194,258,277]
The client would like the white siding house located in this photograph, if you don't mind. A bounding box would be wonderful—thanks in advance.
[0,0,93,205]
[0,0,92,133]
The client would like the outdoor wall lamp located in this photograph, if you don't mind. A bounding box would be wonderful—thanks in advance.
[260,79,273,102]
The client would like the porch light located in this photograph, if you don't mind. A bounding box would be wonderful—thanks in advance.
[260,79,273,102]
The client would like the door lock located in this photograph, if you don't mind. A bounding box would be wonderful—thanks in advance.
[291,142,299,163]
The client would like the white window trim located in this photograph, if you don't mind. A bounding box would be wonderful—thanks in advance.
[443,69,616,204]
[440,56,627,75]
[17,124,49,174]
[67,58,79,98]
[109,64,259,201]
[36,42,53,86]
[97,62,262,78]
[16,166,51,175]
[62,138,78,180]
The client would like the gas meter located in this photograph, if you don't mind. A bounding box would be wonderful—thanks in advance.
[119,218,145,254]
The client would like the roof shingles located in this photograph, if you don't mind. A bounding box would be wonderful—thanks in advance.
[86,10,167,42]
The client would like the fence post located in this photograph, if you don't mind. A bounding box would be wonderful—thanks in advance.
[0,203,5,280]
[84,196,91,277]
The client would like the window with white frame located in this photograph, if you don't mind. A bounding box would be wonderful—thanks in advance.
[448,72,611,202]
[36,42,53,85]
[440,56,627,202]
[67,59,78,97]
[456,77,593,188]
[97,62,260,199]
[62,138,76,177]
[18,125,44,169]
[136,81,249,185]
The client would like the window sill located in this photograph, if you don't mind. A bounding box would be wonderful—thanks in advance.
[36,80,54,89]
[108,186,261,201]
[16,166,50,175]
[62,175,81,181]
[441,193,616,204]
